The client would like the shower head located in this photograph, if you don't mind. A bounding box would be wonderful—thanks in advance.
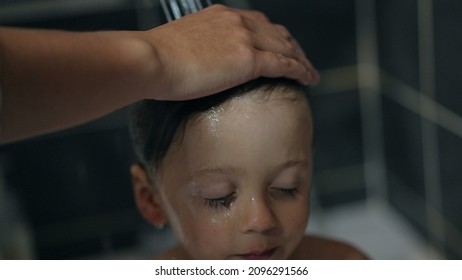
[160,0,213,22]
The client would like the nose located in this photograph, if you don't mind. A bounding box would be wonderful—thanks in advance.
[239,197,277,234]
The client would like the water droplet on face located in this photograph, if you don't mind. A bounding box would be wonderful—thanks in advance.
[207,106,224,135]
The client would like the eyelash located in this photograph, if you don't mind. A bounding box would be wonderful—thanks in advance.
[272,187,299,198]
[204,193,235,210]
[204,187,299,210]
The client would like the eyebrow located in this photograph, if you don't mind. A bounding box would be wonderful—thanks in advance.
[191,165,240,178]
[192,159,308,178]
[273,159,308,173]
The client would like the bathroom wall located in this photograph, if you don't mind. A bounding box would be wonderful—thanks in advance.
[376,0,462,259]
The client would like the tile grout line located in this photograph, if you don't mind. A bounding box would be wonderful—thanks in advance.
[355,0,388,203]
[381,72,462,256]
[312,65,359,95]
[417,0,446,254]
[313,65,462,141]
[388,169,462,255]
[314,163,365,195]
[381,71,462,139]
[313,66,462,139]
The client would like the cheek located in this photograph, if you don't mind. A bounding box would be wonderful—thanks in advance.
[280,197,310,233]
[174,208,238,259]
[166,196,235,246]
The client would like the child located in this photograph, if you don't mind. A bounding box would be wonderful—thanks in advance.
[129,78,367,259]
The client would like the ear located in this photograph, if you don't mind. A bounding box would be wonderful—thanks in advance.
[130,163,168,226]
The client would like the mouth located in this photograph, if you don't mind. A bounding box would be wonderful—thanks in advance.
[236,247,277,260]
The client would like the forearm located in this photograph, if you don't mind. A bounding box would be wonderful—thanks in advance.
[0,27,159,143]
[0,5,318,144]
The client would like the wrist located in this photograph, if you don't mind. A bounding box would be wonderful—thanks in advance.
[111,30,163,101]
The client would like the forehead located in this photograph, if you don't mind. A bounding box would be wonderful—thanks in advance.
[190,86,310,126]
[159,87,313,176]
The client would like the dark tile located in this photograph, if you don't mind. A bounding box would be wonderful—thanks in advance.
[314,164,366,207]
[382,95,428,237]
[310,90,365,207]
[2,127,137,227]
[249,0,357,70]
[438,128,462,258]
[387,173,428,240]
[38,237,103,259]
[310,90,364,171]
[4,9,138,31]
[434,1,462,116]
[110,230,138,250]
[377,0,420,89]
[1,8,140,31]
[317,189,366,208]
[1,127,140,258]
[37,229,139,259]
[382,95,425,196]
[445,245,462,260]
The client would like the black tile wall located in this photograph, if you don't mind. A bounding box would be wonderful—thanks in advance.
[0,7,140,30]
[311,90,364,171]
[439,128,462,225]
[1,127,139,258]
[439,128,462,259]
[382,96,425,196]
[2,128,136,226]
[249,0,357,70]
[434,1,462,116]
[376,0,420,90]
[445,245,462,260]
[39,237,104,260]
[382,95,428,237]
[378,0,462,258]
[387,174,429,240]
[310,90,365,206]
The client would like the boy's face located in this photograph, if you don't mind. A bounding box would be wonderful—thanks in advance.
[144,89,312,259]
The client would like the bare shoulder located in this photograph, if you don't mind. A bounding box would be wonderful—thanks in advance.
[290,235,369,260]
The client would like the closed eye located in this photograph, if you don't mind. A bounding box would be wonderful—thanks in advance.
[204,193,236,210]
[271,187,299,198]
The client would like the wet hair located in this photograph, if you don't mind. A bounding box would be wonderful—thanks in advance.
[129,77,309,173]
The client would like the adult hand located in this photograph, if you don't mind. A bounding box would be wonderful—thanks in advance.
[140,4,319,100]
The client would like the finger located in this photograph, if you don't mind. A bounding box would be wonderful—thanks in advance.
[251,33,319,85]
[239,9,271,24]
[273,27,320,84]
[253,51,315,85]
[239,12,292,43]
[239,11,279,36]
[273,24,293,40]
[237,14,320,84]
[292,39,320,84]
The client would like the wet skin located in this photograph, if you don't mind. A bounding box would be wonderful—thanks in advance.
[136,88,313,259]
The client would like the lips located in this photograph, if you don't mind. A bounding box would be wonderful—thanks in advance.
[236,247,277,260]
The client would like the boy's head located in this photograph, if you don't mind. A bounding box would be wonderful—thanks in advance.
[130,78,313,259]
